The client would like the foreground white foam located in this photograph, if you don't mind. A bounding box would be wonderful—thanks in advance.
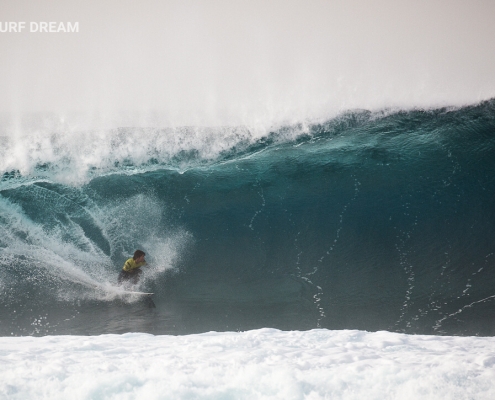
[2,329,495,399]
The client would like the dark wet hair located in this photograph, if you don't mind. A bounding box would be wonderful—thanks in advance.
[133,250,145,260]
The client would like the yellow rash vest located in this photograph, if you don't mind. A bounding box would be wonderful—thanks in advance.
[122,258,147,272]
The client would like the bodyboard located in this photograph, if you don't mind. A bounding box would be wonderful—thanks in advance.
[118,290,154,295]
[93,284,154,296]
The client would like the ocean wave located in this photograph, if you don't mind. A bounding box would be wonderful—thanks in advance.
[1,100,494,336]
[1,100,493,186]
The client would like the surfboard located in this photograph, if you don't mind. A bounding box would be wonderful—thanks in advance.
[119,290,154,296]
[92,284,154,296]
[117,289,156,308]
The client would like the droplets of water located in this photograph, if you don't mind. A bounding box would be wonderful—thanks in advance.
[249,182,265,231]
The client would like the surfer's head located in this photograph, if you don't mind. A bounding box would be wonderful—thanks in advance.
[133,250,146,261]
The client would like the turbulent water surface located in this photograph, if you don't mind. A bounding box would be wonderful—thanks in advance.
[1,100,495,336]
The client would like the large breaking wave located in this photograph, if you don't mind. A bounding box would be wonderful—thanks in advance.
[1,100,494,336]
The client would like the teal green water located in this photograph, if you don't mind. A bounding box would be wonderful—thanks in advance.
[1,101,495,336]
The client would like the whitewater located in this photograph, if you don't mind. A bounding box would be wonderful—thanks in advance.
[3,329,495,399]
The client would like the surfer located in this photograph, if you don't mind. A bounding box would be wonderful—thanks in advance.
[118,250,147,285]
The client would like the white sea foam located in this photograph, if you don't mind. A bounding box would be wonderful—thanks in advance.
[1,328,494,399]
[0,124,273,184]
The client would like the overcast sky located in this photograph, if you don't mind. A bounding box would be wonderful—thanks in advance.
[1,0,495,127]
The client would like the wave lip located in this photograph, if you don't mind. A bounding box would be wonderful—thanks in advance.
[1,100,494,186]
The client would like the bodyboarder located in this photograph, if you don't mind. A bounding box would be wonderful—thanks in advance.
[118,250,147,285]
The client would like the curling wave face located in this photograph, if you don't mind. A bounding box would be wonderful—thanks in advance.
[1,100,495,336]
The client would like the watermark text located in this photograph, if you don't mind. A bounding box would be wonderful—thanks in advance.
[0,22,79,33]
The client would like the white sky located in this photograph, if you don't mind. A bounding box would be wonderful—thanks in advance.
[1,0,495,127]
